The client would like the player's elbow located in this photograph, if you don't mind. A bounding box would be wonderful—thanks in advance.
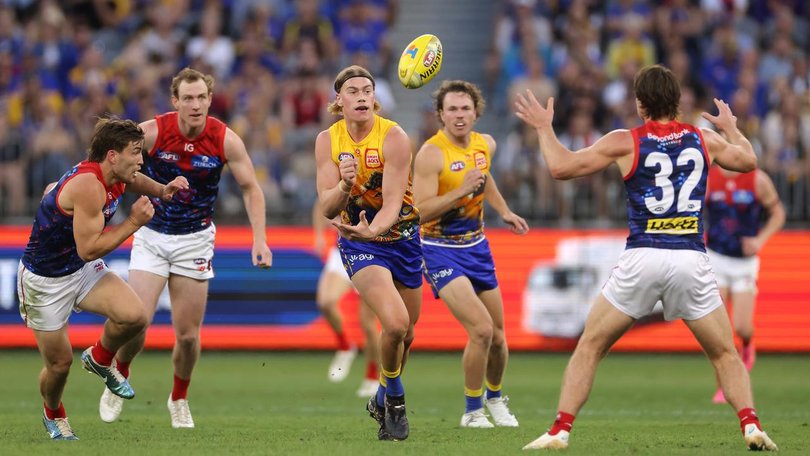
[740,153,757,173]
[76,246,101,262]
[548,165,574,180]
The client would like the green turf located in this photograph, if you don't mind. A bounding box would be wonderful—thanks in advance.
[0,351,807,455]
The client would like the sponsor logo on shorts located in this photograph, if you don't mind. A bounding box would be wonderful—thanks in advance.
[365,149,381,168]
[193,258,211,272]
[191,155,220,169]
[348,254,375,264]
[450,161,465,171]
[431,268,454,283]
[474,152,487,169]
[94,260,106,272]
[645,216,699,234]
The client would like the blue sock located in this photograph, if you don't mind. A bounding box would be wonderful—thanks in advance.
[385,374,404,397]
[486,387,502,400]
[376,384,386,407]
[465,394,483,413]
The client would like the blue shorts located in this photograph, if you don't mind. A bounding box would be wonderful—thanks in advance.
[338,235,424,289]
[422,237,499,298]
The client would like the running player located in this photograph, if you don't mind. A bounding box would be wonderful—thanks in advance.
[413,80,528,428]
[315,65,422,441]
[515,65,778,451]
[18,118,188,440]
[98,68,273,428]
[706,165,785,403]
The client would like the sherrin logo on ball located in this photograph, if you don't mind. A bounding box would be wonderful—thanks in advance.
[398,34,443,89]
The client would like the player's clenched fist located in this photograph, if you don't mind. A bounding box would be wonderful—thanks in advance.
[128,196,155,227]
[339,155,358,190]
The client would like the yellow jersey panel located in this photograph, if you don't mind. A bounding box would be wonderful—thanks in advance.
[329,115,419,242]
[420,130,490,244]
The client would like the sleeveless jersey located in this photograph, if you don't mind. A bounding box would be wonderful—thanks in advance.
[329,115,419,242]
[22,161,125,277]
[420,129,490,245]
[625,120,709,252]
[705,166,762,257]
[144,112,227,234]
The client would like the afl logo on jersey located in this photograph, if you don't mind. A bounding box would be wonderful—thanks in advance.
[338,152,353,162]
[157,151,180,162]
[450,161,465,172]
[191,155,221,169]
[365,149,381,169]
[473,152,487,170]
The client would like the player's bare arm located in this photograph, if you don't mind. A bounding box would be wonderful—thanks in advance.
[127,173,189,201]
[741,170,786,256]
[515,91,632,179]
[138,119,159,154]
[224,127,272,268]
[701,98,757,173]
[412,142,484,222]
[482,134,529,234]
[67,174,154,261]
[333,126,410,240]
[315,130,353,220]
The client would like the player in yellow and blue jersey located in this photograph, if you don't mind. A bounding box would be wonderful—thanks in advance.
[314,65,421,441]
[413,80,528,429]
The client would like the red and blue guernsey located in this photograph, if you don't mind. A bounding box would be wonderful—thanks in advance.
[705,166,762,257]
[22,161,125,277]
[625,120,709,252]
[145,112,227,234]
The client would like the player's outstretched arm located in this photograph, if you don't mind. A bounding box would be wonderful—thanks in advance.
[315,130,353,220]
[482,135,528,235]
[69,175,153,261]
[225,128,272,268]
[412,142,484,223]
[127,173,189,201]
[515,91,631,179]
[701,98,757,173]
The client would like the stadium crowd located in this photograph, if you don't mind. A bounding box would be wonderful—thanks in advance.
[0,0,808,227]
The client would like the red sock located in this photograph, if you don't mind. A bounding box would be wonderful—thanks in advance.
[549,411,575,436]
[171,375,191,401]
[116,359,131,379]
[44,402,66,419]
[738,407,761,434]
[335,331,351,351]
[365,360,378,380]
[91,340,115,366]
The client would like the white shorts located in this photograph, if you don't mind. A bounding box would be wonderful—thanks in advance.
[707,249,759,294]
[129,224,216,280]
[602,248,723,321]
[17,259,110,331]
[324,246,351,281]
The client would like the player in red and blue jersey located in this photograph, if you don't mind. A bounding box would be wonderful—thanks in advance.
[18,118,188,440]
[516,65,777,451]
[706,165,785,404]
[98,68,273,428]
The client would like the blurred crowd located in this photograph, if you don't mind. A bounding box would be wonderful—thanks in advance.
[487,0,810,226]
[0,0,808,227]
[0,0,398,223]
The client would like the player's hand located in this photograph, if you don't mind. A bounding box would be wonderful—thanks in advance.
[252,243,273,268]
[338,155,358,191]
[332,211,378,241]
[502,211,529,235]
[459,169,486,196]
[701,98,738,133]
[162,176,190,201]
[128,196,155,227]
[514,91,554,130]
[741,236,764,256]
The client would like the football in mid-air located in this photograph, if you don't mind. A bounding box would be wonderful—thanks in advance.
[398,34,443,89]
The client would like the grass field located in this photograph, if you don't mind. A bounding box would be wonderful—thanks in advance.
[0,350,807,455]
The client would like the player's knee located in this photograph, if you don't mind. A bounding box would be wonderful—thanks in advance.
[468,322,493,347]
[315,297,336,313]
[382,320,409,343]
[490,328,506,350]
[46,354,73,377]
[734,323,753,341]
[175,330,200,350]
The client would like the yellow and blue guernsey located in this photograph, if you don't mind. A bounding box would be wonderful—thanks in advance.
[420,129,490,246]
[329,115,419,243]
